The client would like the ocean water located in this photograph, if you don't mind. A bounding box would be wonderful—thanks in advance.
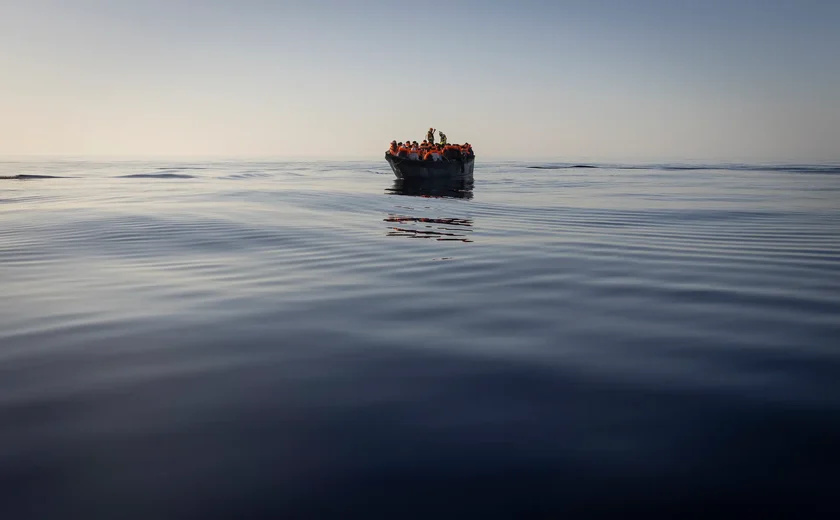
[1,159,839,518]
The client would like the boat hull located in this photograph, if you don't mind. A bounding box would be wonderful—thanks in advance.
[385,153,475,180]
[387,177,474,199]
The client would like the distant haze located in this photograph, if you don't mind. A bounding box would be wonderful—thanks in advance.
[2,0,838,162]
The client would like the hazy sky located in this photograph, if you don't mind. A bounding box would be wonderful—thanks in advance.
[2,0,838,161]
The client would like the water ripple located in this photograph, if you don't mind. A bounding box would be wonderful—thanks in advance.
[1,159,839,517]
[0,174,65,180]
[119,173,196,179]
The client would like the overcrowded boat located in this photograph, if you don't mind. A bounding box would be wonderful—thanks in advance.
[385,128,475,180]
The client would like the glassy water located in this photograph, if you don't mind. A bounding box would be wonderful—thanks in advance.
[2,159,839,518]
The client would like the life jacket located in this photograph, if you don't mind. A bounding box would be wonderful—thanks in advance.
[442,146,460,160]
[389,144,398,155]
[397,147,409,158]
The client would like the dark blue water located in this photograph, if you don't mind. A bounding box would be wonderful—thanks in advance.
[2,159,839,518]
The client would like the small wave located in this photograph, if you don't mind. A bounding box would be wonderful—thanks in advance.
[647,165,840,174]
[156,166,208,171]
[0,174,64,180]
[119,173,195,179]
[756,165,840,175]
[527,165,597,170]
[222,172,273,179]
[525,164,840,174]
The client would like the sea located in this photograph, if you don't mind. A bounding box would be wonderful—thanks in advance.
[1,159,839,518]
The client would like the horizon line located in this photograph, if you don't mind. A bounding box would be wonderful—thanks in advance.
[2,154,839,165]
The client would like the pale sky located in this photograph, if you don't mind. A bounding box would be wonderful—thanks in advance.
[2,0,838,161]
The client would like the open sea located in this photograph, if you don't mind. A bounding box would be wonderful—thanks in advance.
[1,159,839,518]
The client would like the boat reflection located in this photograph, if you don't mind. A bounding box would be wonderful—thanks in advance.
[386,177,474,200]
[384,178,474,242]
[384,215,473,242]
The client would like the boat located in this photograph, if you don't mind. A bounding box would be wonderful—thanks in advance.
[387,177,474,200]
[385,153,475,180]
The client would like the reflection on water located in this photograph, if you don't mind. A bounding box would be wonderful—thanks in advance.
[384,215,473,242]
[386,178,474,199]
[385,178,474,242]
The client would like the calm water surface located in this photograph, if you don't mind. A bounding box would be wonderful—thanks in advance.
[2,160,839,517]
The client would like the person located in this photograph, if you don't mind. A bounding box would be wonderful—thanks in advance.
[407,142,420,160]
[427,127,435,144]
[438,131,447,145]
[388,140,398,155]
[427,147,442,161]
[442,143,460,160]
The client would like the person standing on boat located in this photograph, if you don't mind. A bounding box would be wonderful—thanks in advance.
[427,128,435,145]
[438,131,447,145]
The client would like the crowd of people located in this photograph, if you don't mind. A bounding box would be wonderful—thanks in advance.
[387,128,474,162]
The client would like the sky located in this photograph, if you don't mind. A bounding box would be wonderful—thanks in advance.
[1,0,838,161]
